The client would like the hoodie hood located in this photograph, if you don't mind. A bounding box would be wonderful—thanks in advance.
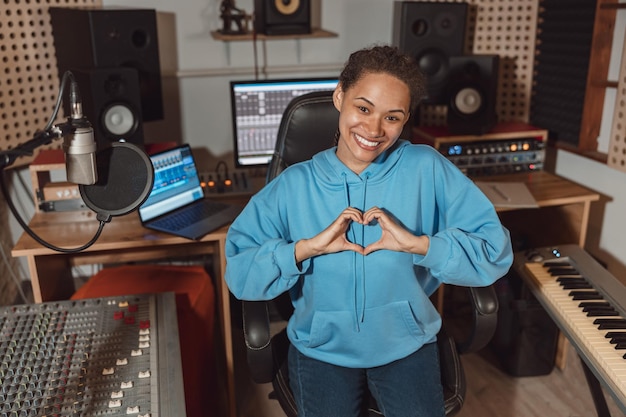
[311,139,409,187]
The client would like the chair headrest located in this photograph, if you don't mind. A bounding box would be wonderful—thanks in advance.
[267,90,338,181]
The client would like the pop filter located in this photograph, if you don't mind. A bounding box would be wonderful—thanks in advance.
[79,141,154,221]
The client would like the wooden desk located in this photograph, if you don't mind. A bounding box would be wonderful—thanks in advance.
[11,170,600,416]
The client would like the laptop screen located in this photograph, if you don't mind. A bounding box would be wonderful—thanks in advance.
[138,145,204,222]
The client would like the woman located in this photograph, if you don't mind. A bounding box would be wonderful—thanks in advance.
[225,45,513,417]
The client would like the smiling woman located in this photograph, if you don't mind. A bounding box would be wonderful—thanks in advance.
[225,44,513,417]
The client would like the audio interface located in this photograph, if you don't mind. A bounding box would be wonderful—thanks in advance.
[413,122,548,176]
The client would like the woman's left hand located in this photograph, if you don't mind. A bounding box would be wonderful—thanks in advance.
[362,206,429,256]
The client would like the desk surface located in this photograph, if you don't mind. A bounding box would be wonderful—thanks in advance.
[12,209,229,257]
[483,170,600,208]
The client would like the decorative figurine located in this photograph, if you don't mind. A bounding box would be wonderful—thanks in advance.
[219,0,251,35]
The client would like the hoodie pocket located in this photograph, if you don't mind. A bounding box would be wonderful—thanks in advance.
[305,300,427,350]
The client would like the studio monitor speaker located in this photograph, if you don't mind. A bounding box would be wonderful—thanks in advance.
[72,67,144,149]
[446,55,499,135]
[49,7,163,122]
[254,0,311,35]
[392,1,468,104]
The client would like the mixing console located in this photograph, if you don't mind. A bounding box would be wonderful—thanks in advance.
[0,292,185,416]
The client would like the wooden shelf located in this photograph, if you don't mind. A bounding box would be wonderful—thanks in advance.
[211,28,338,42]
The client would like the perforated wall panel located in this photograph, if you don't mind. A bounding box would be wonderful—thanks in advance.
[0,0,101,167]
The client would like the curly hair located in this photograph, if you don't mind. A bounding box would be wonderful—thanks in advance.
[338,44,427,112]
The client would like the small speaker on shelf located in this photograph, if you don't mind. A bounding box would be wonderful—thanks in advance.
[72,67,144,149]
[446,54,500,135]
[254,0,312,35]
[49,7,163,122]
[392,1,468,104]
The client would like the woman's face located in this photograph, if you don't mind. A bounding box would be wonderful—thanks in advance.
[333,72,411,174]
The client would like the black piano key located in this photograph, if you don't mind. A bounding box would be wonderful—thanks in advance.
[557,276,587,282]
[615,342,626,350]
[609,336,626,344]
[587,310,621,317]
[562,283,594,290]
[548,267,580,276]
[593,318,626,330]
[579,301,611,308]
[583,304,620,316]
[557,278,590,289]
[599,323,626,330]
[543,261,571,267]
[594,318,626,325]
[605,331,626,338]
[570,290,603,300]
[582,304,616,311]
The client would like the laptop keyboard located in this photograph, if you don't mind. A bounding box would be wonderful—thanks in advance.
[150,200,230,231]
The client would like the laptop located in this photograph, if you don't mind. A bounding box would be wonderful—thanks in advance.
[138,144,242,240]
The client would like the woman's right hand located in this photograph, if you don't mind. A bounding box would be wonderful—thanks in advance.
[294,207,365,263]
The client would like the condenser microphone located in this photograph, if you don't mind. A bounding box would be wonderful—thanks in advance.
[63,80,98,185]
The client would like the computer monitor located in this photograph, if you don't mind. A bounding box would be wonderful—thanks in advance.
[229,77,339,167]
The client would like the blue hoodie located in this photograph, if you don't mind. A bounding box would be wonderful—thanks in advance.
[225,140,512,368]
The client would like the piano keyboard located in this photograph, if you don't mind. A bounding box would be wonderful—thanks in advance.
[514,244,626,414]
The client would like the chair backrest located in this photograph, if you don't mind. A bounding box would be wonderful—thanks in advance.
[266,90,339,183]
[263,90,339,324]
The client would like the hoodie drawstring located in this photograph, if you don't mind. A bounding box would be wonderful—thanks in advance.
[342,172,370,331]
[341,173,360,331]
[358,174,370,324]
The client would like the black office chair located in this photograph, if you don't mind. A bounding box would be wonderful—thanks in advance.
[241,90,499,416]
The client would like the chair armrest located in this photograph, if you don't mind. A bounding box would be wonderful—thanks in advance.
[455,285,499,354]
[242,301,274,383]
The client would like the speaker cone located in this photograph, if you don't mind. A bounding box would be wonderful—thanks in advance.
[417,49,449,82]
[274,0,300,15]
[453,87,483,115]
[102,104,138,137]
[446,55,499,135]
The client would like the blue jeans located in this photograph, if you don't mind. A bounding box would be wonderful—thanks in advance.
[288,342,445,417]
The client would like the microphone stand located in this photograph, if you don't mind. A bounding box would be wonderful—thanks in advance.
[0,71,107,253]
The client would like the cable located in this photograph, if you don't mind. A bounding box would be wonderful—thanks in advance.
[252,12,259,80]
[1,169,105,253]
[44,70,73,131]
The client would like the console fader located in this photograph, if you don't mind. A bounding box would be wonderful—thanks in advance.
[0,293,185,416]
